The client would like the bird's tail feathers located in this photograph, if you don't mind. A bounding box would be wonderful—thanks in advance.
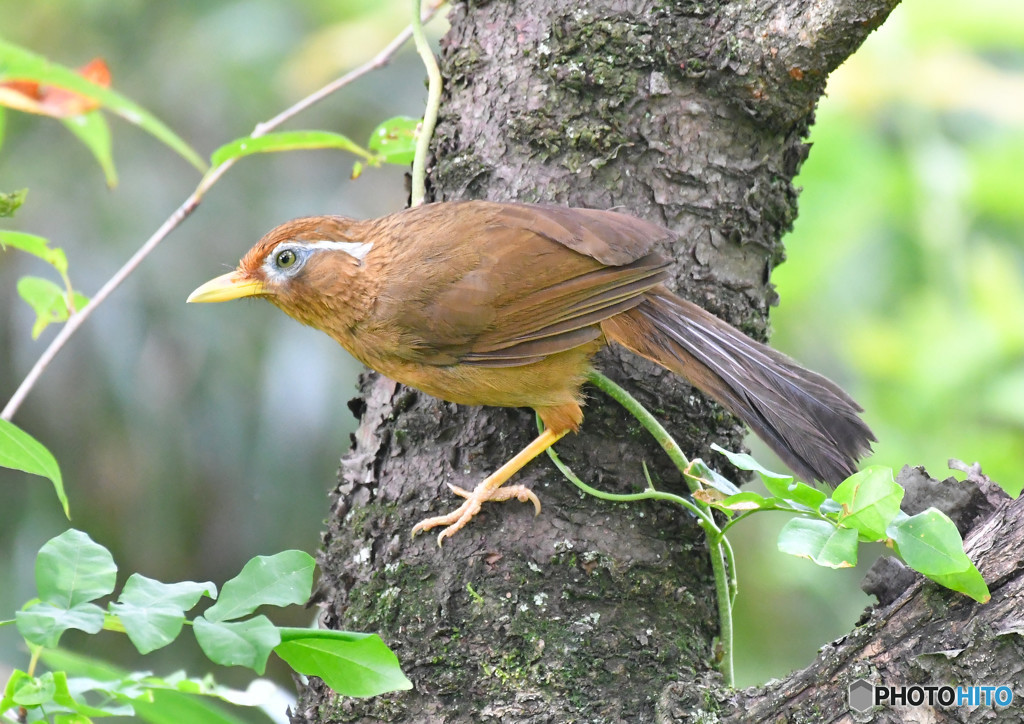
[601,291,875,485]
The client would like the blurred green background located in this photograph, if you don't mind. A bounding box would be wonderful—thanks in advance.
[0,0,1020,707]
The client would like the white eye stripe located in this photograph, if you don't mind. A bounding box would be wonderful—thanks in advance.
[262,239,376,280]
[287,240,374,261]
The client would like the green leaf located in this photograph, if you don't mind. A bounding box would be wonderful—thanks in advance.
[759,474,825,511]
[119,574,217,610]
[110,575,217,654]
[61,110,118,187]
[0,107,6,154]
[0,39,206,171]
[778,518,858,568]
[0,418,68,517]
[1,670,30,716]
[887,508,975,576]
[11,671,56,706]
[193,615,281,674]
[0,230,68,273]
[16,600,105,647]
[39,649,263,724]
[819,498,843,515]
[132,688,263,724]
[209,131,374,169]
[684,458,742,496]
[18,276,63,338]
[832,466,904,540]
[36,529,117,607]
[16,527,116,646]
[712,444,826,509]
[2,671,119,723]
[204,550,314,622]
[56,713,102,724]
[708,491,803,514]
[773,479,827,511]
[713,491,769,511]
[17,275,81,338]
[928,565,991,604]
[367,116,419,165]
[891,511,992,601]
[0,187,26,217]
[712,444,791,482]
[50,670,128,719]
[276,629,413,698]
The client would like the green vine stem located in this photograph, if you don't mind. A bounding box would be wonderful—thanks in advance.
[537,368,739,687]
[585,370,738,598]
[585,371,696,490]
[410,0,443,207]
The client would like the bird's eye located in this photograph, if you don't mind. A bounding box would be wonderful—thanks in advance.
[275,249,297,268]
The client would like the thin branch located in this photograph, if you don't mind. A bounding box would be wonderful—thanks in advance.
[252,15,427,137]
[2,183,207,421]
[2,7,441,422]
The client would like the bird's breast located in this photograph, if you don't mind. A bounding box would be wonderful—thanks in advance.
[340,336,602,412]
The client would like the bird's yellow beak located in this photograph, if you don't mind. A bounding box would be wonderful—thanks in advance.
[187,271,265,303]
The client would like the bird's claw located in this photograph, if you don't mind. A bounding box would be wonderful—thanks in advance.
[411,482,542,545]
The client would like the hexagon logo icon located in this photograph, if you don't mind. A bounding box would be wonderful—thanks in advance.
[849,678,874,713]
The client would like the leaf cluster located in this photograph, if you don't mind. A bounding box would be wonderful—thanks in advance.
[0,40,422,508]
[2,530,412,723]
[0,34,432,722]
[701,446,989,603]
[0,228,90,340]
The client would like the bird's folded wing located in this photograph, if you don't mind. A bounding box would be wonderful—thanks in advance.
[378,203,673,367]
[493,203,674,266]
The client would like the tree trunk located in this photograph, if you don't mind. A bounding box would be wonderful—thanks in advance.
[292,0,901,721]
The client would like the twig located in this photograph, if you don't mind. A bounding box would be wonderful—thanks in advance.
[2,182,209,422]
[2,8,440,422]
[253,14,429,137]
[410,0,443,207]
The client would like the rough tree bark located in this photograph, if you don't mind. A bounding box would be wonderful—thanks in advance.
[288,1,923,722]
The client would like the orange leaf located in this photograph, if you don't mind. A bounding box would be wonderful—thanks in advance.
[0,57,111,118]
[77,58,111,86]
[3,79,40,97]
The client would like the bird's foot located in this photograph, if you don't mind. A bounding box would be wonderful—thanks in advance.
[412,482,541,546]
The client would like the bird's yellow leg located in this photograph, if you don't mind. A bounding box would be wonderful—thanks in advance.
[412,427,568,545]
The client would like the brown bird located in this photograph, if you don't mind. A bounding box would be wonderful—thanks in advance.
[188,201,874,543]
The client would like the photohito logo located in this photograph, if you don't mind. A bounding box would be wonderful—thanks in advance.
[848,678,1014,713]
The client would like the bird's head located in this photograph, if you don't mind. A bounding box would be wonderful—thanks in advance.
[187,216,376,329]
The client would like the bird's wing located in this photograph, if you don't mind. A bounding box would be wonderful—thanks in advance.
[492,202,673,266]
[372,202,672,367]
